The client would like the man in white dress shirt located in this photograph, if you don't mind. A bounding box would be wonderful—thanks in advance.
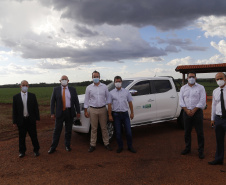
[179,71,206,159]
[209,72,226,165]
[84,70,112,152]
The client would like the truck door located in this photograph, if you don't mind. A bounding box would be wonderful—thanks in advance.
[153,80,178,120]
[129,80,157,125]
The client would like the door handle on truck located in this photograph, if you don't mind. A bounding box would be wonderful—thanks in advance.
[170,96,176,98]
[148,99,154,102]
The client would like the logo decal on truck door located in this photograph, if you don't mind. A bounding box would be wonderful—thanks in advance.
[142,104,151,109]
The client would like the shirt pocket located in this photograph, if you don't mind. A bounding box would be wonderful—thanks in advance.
[183,89,190,98]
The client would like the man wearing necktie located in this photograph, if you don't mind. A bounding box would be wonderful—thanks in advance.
[48,75,80,154]
[13,80,40,158]
[209,72,226,165]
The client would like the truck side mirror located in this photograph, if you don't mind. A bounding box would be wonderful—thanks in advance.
[129,89,138,96]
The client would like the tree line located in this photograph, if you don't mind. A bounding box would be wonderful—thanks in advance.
[0,80,113,88]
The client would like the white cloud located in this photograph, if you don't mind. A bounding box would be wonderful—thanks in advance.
[211,40,226,56]
[167,56,194,66]
[196,16,226,38]
[0,63,48,75]
[136,57,164,63]
[196,54,226,64]
[0,55,7,61]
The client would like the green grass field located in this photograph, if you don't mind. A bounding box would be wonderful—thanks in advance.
[0,81,219,105]
[0,86,86,105]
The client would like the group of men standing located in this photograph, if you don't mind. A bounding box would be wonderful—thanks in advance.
[12,70,226,166]
[12,71,136,158]
[180,71,226,165]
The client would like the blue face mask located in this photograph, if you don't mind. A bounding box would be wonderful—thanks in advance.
[93,78,100,84]
[21,86,28,92]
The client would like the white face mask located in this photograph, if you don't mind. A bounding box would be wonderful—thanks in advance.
[21,86,28,92]
[61,80,68,86]
[115,82,122,88]
[188,77,196,85]
[217,80,225,87]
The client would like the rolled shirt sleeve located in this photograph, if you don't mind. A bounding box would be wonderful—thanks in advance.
[196,85,206,109]
[179,86,186,108]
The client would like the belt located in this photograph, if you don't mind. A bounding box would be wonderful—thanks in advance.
[63,108,71,111]
[113,111,127,114]
[23,116,29,119]
[90,106,105,109]
[216,115,226,119]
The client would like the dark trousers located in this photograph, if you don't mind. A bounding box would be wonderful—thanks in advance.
[112,111,133,149]
[183,109,204,153]
[51,109,73,149]
[18,117,40,153]
[214,115,226,162]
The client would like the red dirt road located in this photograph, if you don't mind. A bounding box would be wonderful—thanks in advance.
[1,98,226,184]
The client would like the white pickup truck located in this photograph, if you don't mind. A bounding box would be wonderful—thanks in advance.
[73,76,183,142]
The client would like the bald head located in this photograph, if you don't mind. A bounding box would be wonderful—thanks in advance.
[215,72,226,88]
[60,75,69,87]
[215,72,226,81]
[20,80,29,93]
[60,75,69,81]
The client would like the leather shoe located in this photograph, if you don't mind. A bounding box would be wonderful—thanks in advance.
[34,151,40,157]
[128,147,136,153]
[66,146,71,152]
[48,148,56,154]
[116,148,123,153]
[208,160,223,165]
[105,144,112,151]
[181,149,190,155]
[199,152,204,159]
[88,146,95,152]
[19,153,25,158]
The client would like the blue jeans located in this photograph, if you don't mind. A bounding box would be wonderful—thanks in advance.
[112,111,133,149]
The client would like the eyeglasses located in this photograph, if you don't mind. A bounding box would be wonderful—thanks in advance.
[188,76,195,78]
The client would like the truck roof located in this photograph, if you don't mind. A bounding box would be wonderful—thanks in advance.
[123,76,173,81]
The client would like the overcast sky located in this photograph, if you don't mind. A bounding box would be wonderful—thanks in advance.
[1,0,226,85]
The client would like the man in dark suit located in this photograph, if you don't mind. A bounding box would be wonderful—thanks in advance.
[13,80,40,158]
[48,75,80,154]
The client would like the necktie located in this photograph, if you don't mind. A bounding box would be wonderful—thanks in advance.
[22,93,28,116]
[220,89,226,117]
[62,87,66,111]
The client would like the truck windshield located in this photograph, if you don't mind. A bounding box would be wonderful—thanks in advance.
[108,80,133,91]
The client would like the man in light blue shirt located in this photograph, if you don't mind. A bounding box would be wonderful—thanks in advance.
[108,76,136,153]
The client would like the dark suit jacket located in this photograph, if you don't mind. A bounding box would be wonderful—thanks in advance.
[13,92,40,126]
[51,86,80,119]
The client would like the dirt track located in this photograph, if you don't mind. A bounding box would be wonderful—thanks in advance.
[1,99,226,184]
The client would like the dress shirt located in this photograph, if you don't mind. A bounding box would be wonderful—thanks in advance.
[61,85,71,108]
[21,91,29,116]
[179,83,206,110]
[211,85,226,121]
[84,83,109,108]
[108,88,133,112]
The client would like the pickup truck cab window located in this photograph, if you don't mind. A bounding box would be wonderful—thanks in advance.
[153,80,172,93]
[129,80,151,96]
